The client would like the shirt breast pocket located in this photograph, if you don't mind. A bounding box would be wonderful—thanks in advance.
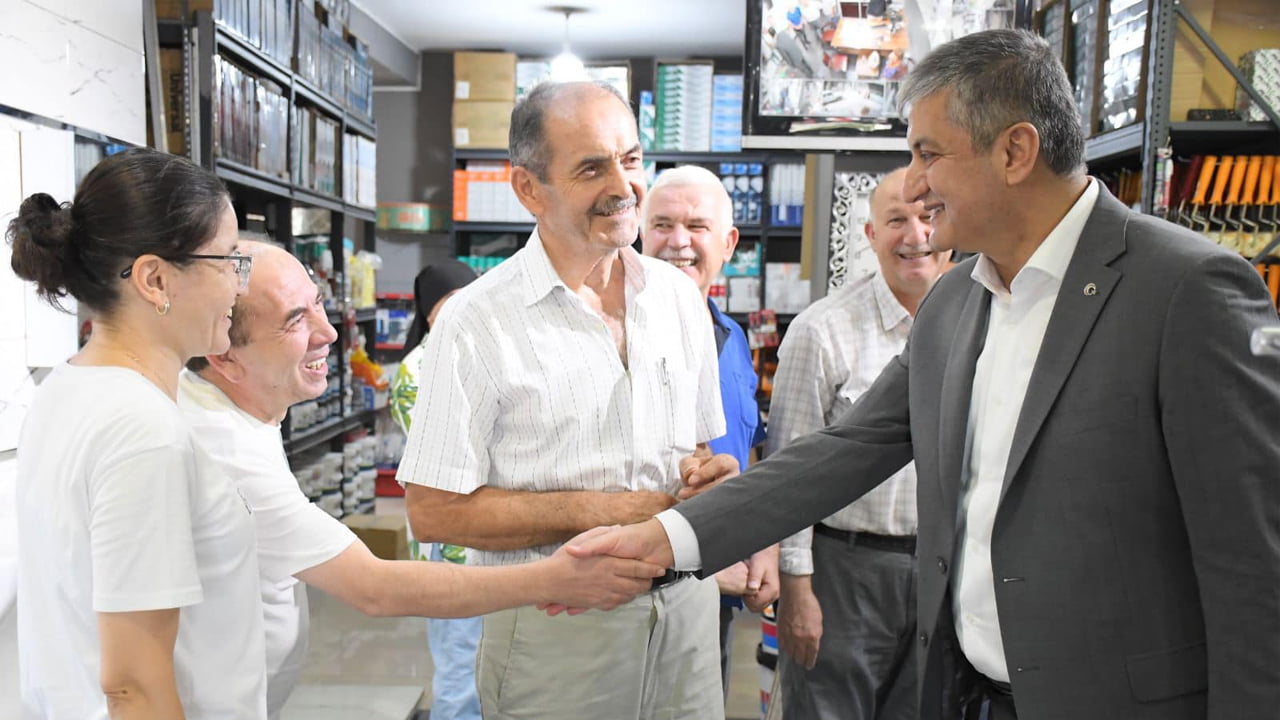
[656,355,697,454]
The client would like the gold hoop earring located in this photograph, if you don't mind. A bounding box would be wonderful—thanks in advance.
[156,298,170,316]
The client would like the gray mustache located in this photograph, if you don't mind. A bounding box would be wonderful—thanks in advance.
[592,196,637,215]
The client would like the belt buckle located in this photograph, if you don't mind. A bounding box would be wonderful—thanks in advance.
[650,568,691,591]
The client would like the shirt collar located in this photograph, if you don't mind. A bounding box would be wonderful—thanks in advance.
[519,227,648,307]
[870,269,912,332]
[971,178,1100,298]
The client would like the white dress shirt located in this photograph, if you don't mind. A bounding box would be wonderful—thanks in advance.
[768,270,918,575]
[953,179,1098,681]
[661,181,1101,679]
[399,229,725,567]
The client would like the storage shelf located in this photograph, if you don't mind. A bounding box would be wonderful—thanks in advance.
[213,23,292,90]
[284,409,375,456]
[293,76,344,121]
[355,308,377,323]
[1169,121,1279,155]
[346,203,376,222]
[345,114,377,139]
[1084,123,1145,164]
[454,221,535,234]
[215,157,292,197]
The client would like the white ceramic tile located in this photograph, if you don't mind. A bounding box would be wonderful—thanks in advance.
[0,0,145,145]
[26,0,143,54]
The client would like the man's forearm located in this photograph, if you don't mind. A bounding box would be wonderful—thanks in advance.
[316,545,548,618]
[406,484,676,551]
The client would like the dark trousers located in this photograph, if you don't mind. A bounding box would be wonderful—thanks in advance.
[778,533,918,720]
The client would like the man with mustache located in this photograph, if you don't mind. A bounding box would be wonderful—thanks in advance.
[770,167,947,720]
[397,81,736,720]
[639,164,779,696]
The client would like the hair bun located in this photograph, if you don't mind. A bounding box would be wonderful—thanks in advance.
[7,192,75,306]
[19,193,72,248]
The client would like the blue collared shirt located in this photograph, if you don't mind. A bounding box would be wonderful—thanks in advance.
[707,300,765,470]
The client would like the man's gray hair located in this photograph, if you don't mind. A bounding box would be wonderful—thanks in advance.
[645,165,734,231]
[509,80,632,182]
[898,29,1085,176]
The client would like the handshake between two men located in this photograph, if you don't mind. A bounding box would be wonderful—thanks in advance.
[539,450,776,616]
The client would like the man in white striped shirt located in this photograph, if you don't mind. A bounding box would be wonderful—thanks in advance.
[771,167,948,720]
[397,81,733,720]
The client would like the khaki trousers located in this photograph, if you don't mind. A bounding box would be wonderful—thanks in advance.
[478,576,723,720]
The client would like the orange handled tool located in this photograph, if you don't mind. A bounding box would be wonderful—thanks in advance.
[1188,155,1218,234]
[1237,156,1263,254]
[1206,155,1236,244]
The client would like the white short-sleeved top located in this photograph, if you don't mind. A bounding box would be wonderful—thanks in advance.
[178,370,355,714]
[398,230,726,566]
[17,364,266,720]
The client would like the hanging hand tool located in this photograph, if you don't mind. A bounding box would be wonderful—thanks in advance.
[1205,155,1234,243]
[1218,155,1248,250]
[1229,156,1262,254]
[1239,156,1269,254]
[1253,156,1280,262]
[1173,155,1204,228]
[1188,155,1218,236]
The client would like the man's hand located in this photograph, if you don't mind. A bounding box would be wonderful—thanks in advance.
[537,526,665,612]
[564,518,675,567]
[714,562,750,595]
[677,451,740,500]
[541,519,676,616]
[743,544,780,612]
[778,573,824,670]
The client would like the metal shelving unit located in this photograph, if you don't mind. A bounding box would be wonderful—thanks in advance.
[1077,0,1280,214]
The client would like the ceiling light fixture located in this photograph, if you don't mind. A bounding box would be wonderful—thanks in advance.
[549,7,587,82]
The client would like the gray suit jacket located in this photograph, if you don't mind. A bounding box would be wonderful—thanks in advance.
[678,187,1280,719]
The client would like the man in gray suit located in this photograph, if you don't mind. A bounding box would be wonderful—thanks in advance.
[564,29,1280,720]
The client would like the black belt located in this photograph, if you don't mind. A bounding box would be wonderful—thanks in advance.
[650,568,698,591]
[814,523,916,554]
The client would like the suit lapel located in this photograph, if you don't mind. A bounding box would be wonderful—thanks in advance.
[938,281,990,525]
[999,187,1129,505]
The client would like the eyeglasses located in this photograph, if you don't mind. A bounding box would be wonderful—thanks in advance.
[120,251,254,290]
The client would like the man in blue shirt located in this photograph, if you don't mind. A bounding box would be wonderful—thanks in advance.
[641,164,776,694]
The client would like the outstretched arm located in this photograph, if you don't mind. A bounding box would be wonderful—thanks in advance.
[297,527,663,618]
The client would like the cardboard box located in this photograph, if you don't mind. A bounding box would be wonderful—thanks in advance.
[454,51,517,101]
[342,514,409,561]
[452,100,514,149]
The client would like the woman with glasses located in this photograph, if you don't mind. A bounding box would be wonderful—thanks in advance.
[7,147,268,719]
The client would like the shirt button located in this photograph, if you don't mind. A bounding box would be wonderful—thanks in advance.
[936,557,948,574]
[919,633,929,648]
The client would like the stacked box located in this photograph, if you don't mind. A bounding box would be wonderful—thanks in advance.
[655,62,713,152]
[455,52,517,100]
[453,52,517,149]
[711,74,743,152]
[451,161,533,222]
[1236,50,1280,122]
